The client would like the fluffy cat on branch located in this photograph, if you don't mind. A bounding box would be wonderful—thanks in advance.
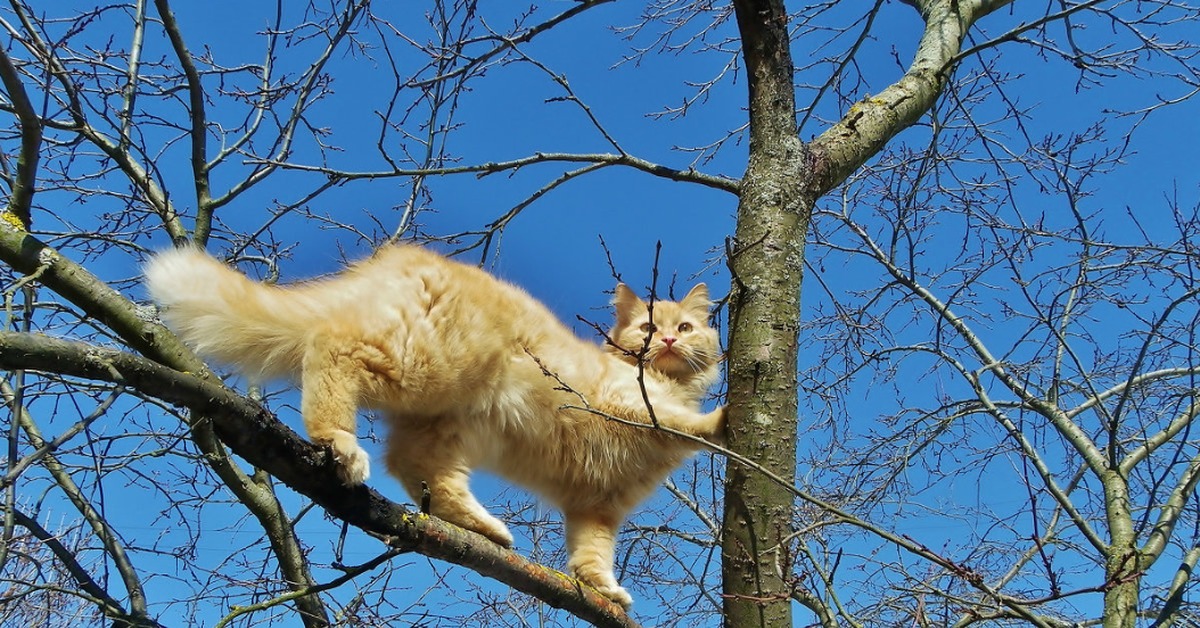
[144,244,725,608]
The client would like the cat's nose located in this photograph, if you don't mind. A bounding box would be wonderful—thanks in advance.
[662,336,677,347]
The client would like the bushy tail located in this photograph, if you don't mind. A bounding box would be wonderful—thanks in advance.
[143,247,320,378]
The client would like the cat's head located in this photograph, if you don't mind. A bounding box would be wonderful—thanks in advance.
[608,283,721,388]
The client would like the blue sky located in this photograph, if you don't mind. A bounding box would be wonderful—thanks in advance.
[13,0,1200,625]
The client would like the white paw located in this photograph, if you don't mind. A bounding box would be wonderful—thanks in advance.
[450,511,513,547]
[484,519,514,548]
[575,571,633,609]
[596,583,633,609]
[326,431,370,485]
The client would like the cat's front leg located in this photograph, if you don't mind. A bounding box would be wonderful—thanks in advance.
[302,339,372,485]
[654,404,727,446]
[565,510,633,608]
[696,405,727,446]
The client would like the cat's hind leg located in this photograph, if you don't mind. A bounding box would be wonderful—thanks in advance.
[384,425,514,547]
[301,336,374,485]
[565,510,633,608]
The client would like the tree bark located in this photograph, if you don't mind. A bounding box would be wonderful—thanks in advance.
[1103,470,1142,628]
[723,1,809,626]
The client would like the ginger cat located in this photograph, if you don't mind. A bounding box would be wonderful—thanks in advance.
[143,244,724,608]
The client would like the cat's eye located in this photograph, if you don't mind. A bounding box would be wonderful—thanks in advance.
[677,322,693,333]
[639,322,657,333]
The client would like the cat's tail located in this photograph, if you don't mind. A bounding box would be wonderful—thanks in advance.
[143,247,318,378]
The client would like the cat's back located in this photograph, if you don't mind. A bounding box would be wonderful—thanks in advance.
[355,245,552,316]
[305,245,510,307]
[317,246,580,352]
[325,246,604,416]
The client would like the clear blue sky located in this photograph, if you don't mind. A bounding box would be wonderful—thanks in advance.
[21,0,1200,624]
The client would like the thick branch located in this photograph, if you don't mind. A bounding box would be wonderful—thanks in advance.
[0,45,42,227]
[1141,449,1200,565]
[0,331,639,628]
[242,470,331,627]
[807,0,1013,194]
[1121,397,1200,475]
[1152,542,1200,626]
[0,227,319,622]
[723,2,808,626]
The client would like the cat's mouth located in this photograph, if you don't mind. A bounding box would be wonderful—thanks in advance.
[650,349,687,370]
[654,359,698,381]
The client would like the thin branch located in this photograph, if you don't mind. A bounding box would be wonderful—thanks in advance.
[249,151,741,195]
[566,403,1063,623]
[0,378,152,620]
[408,0,618,89]
[208,0,370,216]
[6,507,159,627]
[214,547,402,628]
[152,0,212,242]
[838,214,1110,476]
[118,0,148,152]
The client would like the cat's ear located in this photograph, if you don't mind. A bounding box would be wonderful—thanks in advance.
[681,283,711,315]
[613,283,643,327]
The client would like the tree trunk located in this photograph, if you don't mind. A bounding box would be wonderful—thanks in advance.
[722,1,810,626]
[1103,470,1142,628]
[721,2,1011,625]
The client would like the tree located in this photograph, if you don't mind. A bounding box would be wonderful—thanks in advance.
[0,1,1197,627]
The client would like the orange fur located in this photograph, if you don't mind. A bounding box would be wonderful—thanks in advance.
[143,244,724,607]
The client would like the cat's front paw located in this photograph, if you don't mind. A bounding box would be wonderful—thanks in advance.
[574,570,633,609]
[324,431,370,485]
[470,513,514,548]
[700,405,728,447]
[592,581,633,609]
